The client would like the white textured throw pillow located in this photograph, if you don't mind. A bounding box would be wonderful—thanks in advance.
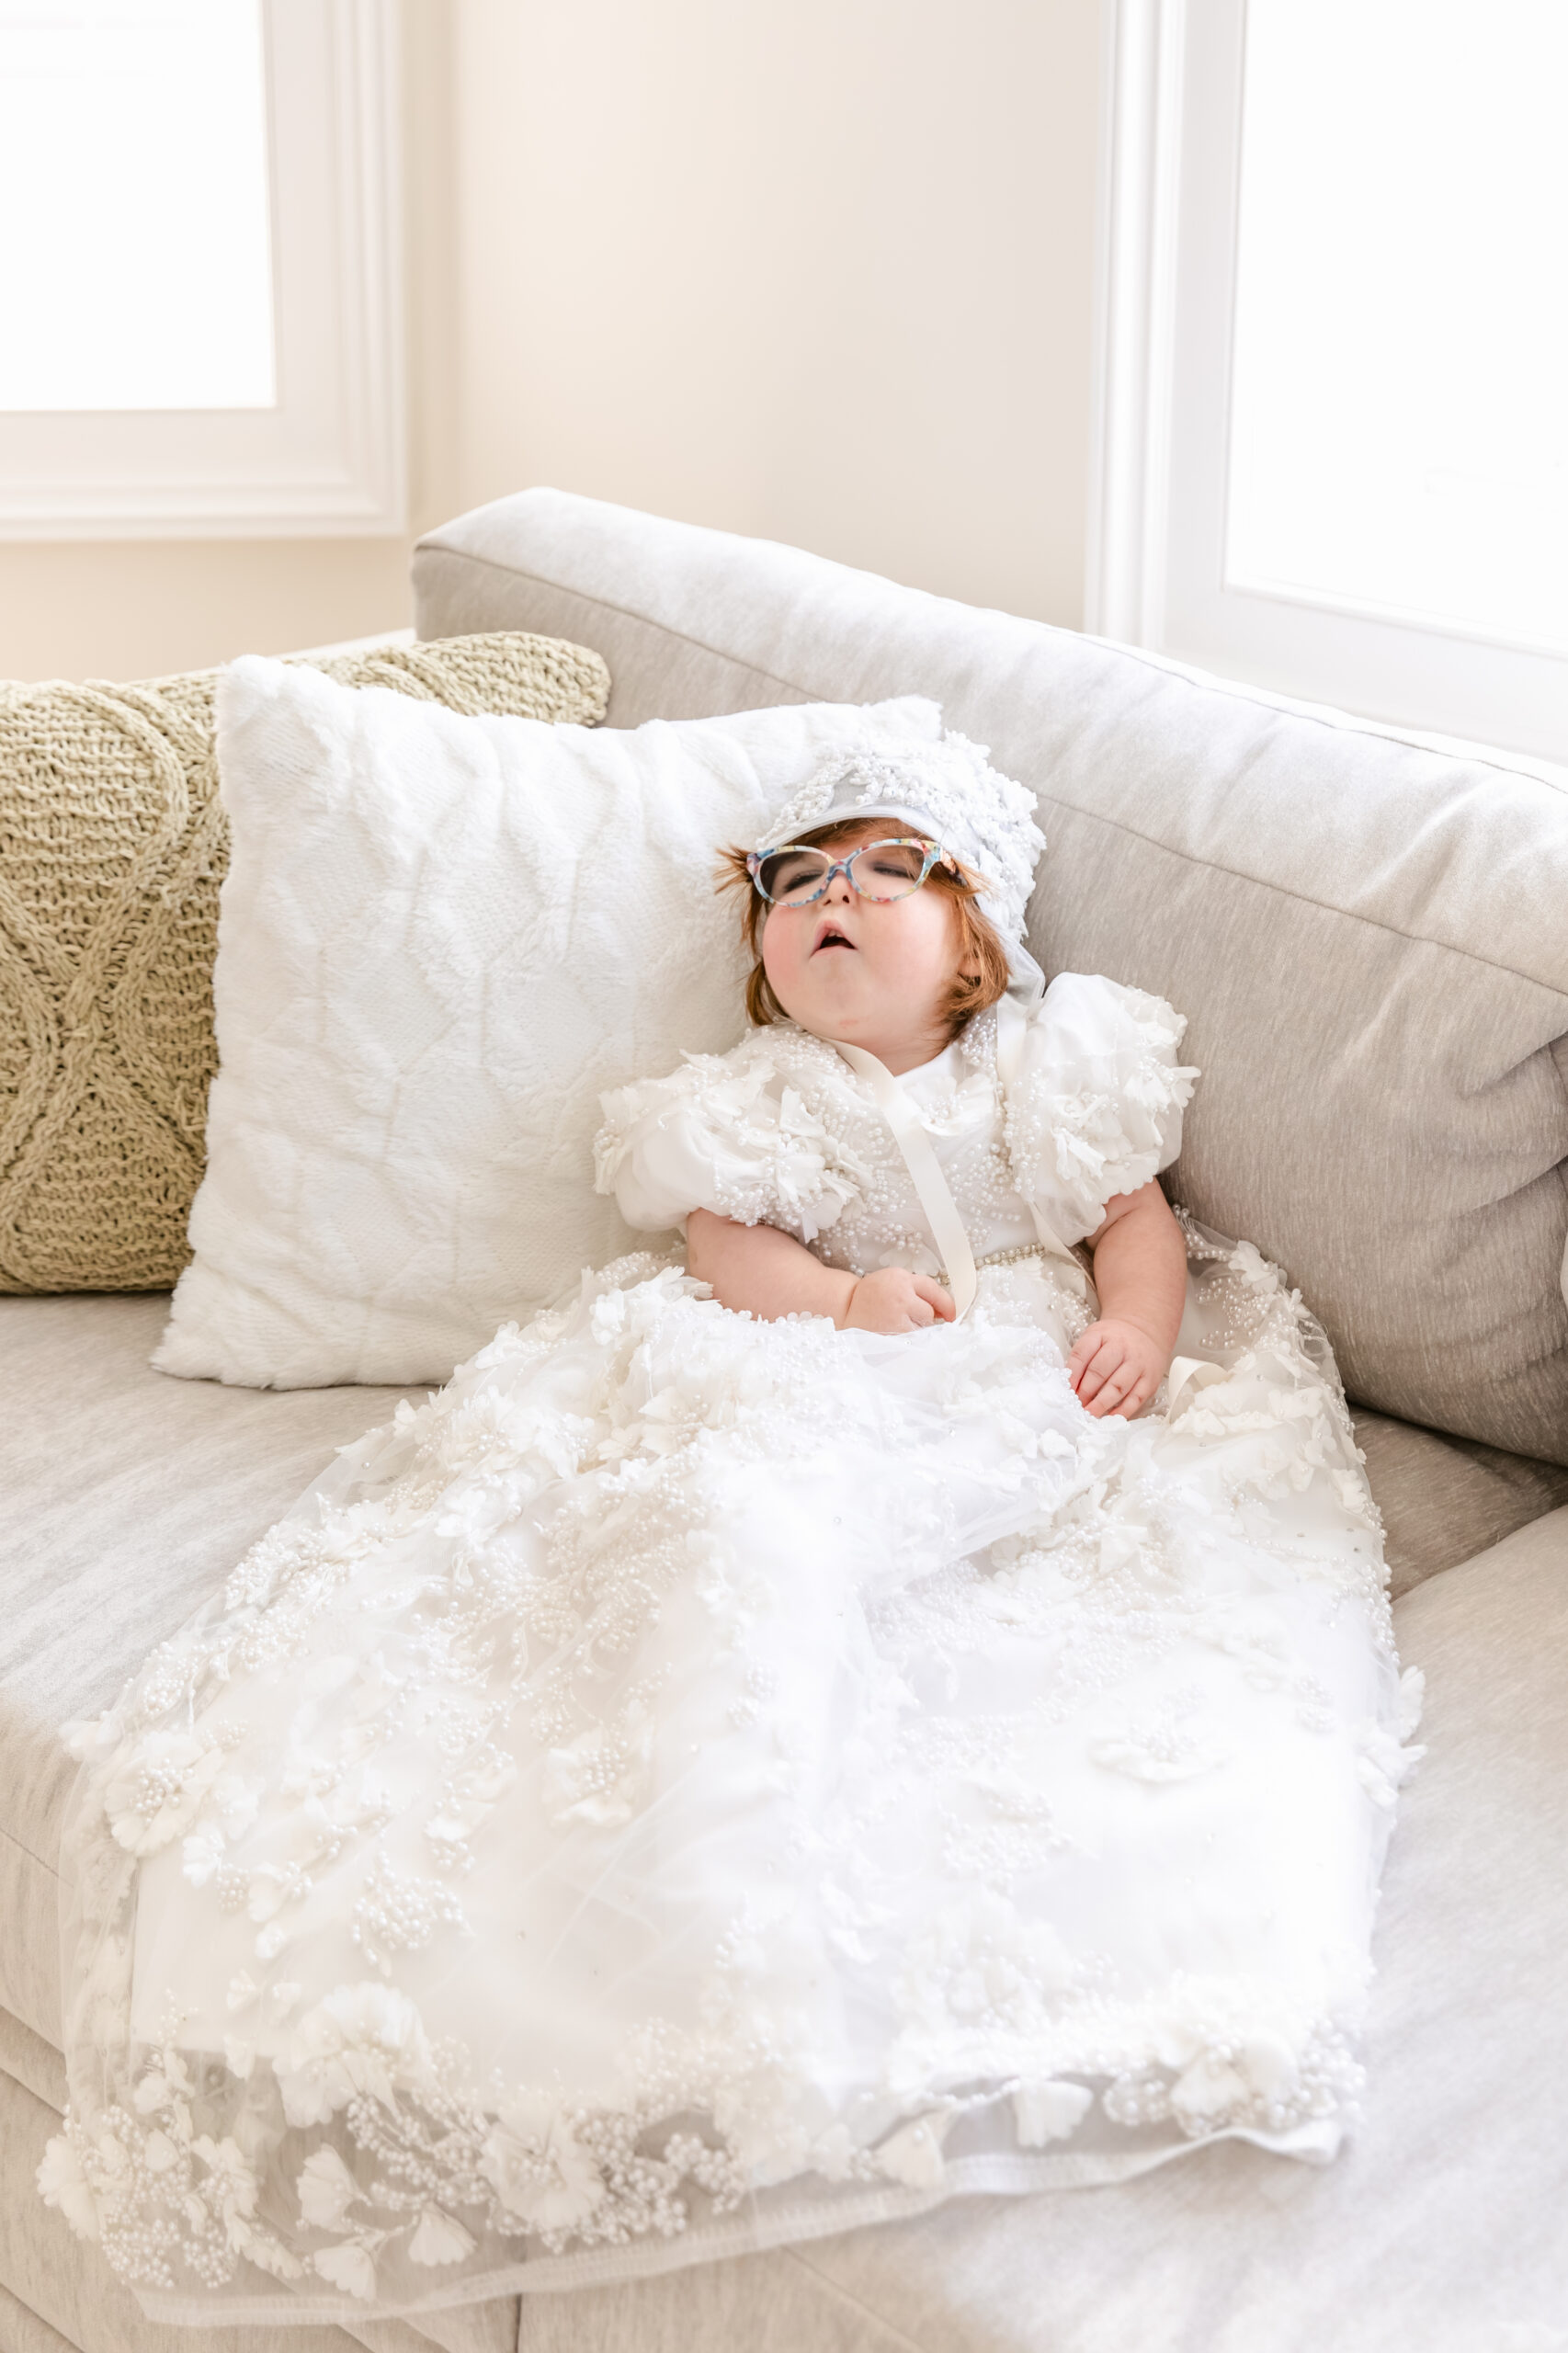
[154,658,943,1386]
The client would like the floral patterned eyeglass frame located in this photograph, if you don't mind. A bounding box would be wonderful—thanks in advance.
[746,837,951,906]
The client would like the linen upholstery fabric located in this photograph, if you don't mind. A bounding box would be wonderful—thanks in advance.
[153,666,943,1387]
[0,2278,76,2353]
[415,490,1568,1463]
[0,1295,416,2048]
[0,2008,65,2117]
[0,631,609,1298]
[1353,1405,1568,1596]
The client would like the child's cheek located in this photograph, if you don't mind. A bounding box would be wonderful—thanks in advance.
[760,917,805,1006]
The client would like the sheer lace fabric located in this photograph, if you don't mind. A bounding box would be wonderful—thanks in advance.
[44,974,1419,2325]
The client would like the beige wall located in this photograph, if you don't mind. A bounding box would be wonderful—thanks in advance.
[0,0,1099,681]
[452,0,1099,629]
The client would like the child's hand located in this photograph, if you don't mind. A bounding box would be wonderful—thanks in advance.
[1068,1317,1170,1418]
[843,1268,956,1335]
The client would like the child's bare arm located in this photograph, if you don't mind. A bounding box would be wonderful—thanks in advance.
[687,1209,851,1320]
[686,1208,954,1335]
[1068,1181,1187,1417]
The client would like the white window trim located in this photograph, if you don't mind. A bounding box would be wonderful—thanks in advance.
[1086,0,1568,765]
[0,0,404,540]
[1086,0,1186,654]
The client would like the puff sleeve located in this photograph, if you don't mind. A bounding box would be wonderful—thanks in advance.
[1004,973,1199,1245]
[593,1045,865,1242]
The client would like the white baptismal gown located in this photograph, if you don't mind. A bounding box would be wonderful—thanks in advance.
[47,974,1420,2325]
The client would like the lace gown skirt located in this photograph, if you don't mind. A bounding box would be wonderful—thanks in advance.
[47,1233,1416,2324]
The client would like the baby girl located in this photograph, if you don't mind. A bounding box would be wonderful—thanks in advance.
[688,812,1187,1421]
[46,735,1416,2321]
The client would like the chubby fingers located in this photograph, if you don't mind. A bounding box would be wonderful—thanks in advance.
[1069,1329,1120,1401]
[1071,1332,1142,1416]
[1085,1363,1149,1418]
[1074,1340,1159,1418]
[912,1276,956,1324]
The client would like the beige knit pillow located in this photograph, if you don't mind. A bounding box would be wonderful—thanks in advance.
[0,632,609,1292]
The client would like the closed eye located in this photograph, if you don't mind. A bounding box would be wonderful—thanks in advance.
[858,845,926,883]
[767,855,824,898]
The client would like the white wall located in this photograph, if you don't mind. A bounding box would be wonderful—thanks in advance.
[0,0,1099,680]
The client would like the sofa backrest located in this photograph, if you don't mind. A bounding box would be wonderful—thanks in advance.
[414,489,1568,1466]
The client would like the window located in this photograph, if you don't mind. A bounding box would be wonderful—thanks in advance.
[1088,0,1568,761]
[0,0,404,537]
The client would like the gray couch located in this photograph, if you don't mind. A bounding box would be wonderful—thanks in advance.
[4,491,1566,2352]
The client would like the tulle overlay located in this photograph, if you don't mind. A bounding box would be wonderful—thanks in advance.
[43,980,1420,2325]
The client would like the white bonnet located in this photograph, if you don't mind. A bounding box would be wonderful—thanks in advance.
[756,733,1049,1005]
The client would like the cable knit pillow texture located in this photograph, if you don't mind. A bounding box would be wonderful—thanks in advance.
[153,661,944,1388]
[0,632,609,1294]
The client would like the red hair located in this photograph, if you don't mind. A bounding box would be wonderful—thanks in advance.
[715,818,1011,1039]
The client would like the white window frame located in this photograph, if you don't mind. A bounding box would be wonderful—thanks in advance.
[0,0,404,540]
[1086,0,1568,764]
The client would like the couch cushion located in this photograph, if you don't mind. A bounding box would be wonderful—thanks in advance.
[0,2006,64,2117]
[0,2279,76,2353]
[414,490,1568,1463]
[0,1295,415,2044]
[1352,1407,1568,1597]
[467,1506,1568,2353]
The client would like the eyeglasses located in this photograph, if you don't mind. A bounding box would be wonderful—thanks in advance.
[746,837,950,906]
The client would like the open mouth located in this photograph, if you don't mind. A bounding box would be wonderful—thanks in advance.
[812,922,856,954]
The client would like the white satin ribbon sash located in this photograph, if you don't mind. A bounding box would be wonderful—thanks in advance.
[833,998,1104,1326]
[836,1006,1215,1415]
[1165,1354,1227,1416]
[830,1039,980,1320]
